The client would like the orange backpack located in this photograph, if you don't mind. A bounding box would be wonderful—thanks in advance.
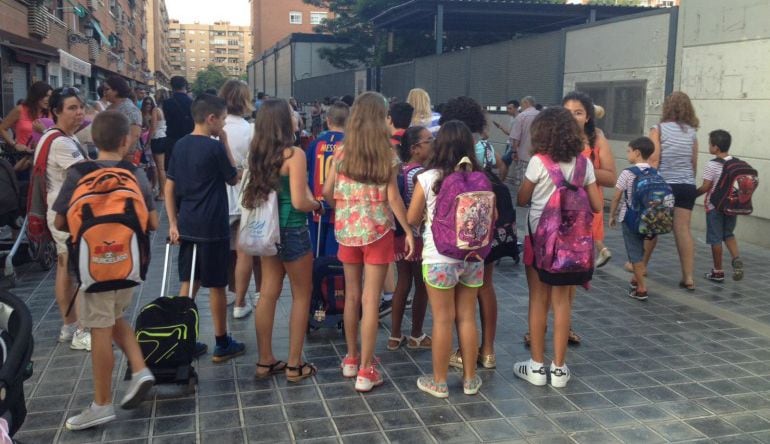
[66,161,150,292]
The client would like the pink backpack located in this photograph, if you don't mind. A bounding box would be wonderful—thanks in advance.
[532,154,594,274]
[431,157,496,262]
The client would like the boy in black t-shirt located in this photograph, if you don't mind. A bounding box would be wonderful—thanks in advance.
[165,94,245,362]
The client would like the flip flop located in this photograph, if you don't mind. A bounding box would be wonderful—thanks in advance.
[255,360,287,379]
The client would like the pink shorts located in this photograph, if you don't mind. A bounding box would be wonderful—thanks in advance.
[394,235,423,262]
[338,230,395,265]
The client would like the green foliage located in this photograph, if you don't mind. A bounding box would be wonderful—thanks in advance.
[191,65,229,96]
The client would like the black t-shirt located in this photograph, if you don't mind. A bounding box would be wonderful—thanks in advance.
[166,135,237,242]
[162,92,194,140]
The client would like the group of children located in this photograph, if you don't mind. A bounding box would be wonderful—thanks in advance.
[44,85,752,432]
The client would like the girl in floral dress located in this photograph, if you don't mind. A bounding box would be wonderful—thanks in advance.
[323,92,414,392]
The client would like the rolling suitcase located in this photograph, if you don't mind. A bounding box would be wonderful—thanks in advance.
[129,242,198,388]
[0,289,33,437]
[308,221,345,331]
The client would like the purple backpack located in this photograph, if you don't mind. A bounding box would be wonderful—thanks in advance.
[431,157,496,262]
[532,154,594,274]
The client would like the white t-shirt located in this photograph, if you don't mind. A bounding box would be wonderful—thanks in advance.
[525,155,596,231]
[33,130,86,209]
[416,169,462,265]
[224,114,254,217]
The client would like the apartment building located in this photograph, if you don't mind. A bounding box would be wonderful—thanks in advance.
[0,0,149,113]
[146,0,172,89]
[251,0,332,56]
[168,20,252,82]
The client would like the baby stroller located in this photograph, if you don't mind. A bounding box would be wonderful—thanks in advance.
[0,155,56,287]
[0,289,34,437]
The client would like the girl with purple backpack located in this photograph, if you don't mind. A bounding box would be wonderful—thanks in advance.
[515,107,603,389]
[407,120,487,398]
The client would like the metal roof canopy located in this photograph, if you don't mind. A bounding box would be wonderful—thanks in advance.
[372,0,655,53]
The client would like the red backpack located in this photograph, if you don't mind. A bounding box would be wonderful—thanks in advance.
[709,157,759,216]
[26,129,65,244]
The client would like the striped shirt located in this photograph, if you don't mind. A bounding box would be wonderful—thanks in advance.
[702,156,732,212]
[656,121,697,185]
[614,163,651,222]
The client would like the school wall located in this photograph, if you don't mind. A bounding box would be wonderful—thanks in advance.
[562,10,674,201]
[674,0,770,248]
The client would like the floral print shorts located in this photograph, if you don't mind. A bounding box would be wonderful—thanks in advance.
[422,262,484,290]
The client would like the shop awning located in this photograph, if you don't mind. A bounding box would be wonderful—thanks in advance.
[0,29,58,58]
[90,20,111,47]
[58,49,91,77]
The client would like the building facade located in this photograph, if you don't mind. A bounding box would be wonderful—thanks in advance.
[251,0,332,56]
[0,0,150,114]
[168,20,251,83]
[146,0,172,89]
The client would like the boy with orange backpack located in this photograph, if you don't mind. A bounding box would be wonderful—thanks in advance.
[52,110,159,430]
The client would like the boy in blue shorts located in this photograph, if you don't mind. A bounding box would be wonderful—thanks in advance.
[165,94,245,362]
[697,129,744,282]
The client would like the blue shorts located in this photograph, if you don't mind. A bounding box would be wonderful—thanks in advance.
[706,211,737,246]
[277,226,312,262]
[622,223,645,264]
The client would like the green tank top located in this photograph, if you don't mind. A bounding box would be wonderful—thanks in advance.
[279,175,307,228]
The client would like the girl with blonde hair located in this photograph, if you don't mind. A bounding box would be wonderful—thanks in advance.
[406,88,441,134]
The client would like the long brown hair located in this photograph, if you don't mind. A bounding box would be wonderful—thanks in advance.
[242,98,295,208]
[427,120,480,194]
[661,91,699,129]
[339,92,392,184]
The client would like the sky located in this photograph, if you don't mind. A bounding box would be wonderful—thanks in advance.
[165,0,251,26]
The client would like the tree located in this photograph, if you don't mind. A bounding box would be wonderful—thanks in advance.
[191,64,228,96]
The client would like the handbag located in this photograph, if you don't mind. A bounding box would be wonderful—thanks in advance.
[237,174,280,256]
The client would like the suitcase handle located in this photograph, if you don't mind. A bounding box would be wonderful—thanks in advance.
[160,238,197,298]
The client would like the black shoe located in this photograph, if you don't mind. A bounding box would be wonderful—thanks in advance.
[378,299,393,318]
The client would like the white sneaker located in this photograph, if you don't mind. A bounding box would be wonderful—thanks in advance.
[550,363,571,388]
[226,291,236,306]
[65,402,116,430]
[233,304,252,319]
[59,323,77,343]
[513,359,547,386]
[120,367,155,409]
[70,329,91,351]
[253,292,260,306]
[595,248,612,268]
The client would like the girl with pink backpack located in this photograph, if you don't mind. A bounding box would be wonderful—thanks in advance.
[516,107,603,389]
[407,120,496,398]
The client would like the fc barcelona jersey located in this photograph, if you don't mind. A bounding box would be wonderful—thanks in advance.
[306,131,344,224]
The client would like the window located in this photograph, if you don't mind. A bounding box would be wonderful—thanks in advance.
[575,80,647,140]
[310,12,327,25]
[289,11,302,24]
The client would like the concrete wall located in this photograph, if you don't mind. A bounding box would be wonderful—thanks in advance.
[563,10,673,199]
[675,0,770,247]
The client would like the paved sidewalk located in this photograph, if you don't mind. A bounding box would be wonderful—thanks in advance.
[10,208,770,443]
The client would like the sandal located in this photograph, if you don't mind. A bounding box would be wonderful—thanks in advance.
[568,329,582,345]
[255,360,287,379]
[407,334,432,349]
[678,281,695,292]
[286,362,317,383]
[387,335,406,351]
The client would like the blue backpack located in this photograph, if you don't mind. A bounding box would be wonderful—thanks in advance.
[624,166,674,238]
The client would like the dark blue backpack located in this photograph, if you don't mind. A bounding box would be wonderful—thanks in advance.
[624,166,674,238]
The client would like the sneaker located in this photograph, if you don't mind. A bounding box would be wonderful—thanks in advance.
[233,304,252,319]
[194,342,208,358]
[355,365,383,392]
[705,269,725,283]
[253,292,261,306]
[513,359,547,386]
[550,363,571,388]
[70,329,91,351]
[448,349,463,369]
[120,368,155,409]
[212,336,245,363]
[378,299,393,318]
[65,402,116,430]
[226,291,235,305]
[463,374,483,395]
[732,257,744,281]
[59,323,77,343]
[341,355,359,378]
[628,289,648,301]
[595,247,612,268]
[417,375,448,398]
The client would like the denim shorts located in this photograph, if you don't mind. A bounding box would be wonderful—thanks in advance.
[277,226,312,262]
[706,211,737,245]
[622,223,646,264]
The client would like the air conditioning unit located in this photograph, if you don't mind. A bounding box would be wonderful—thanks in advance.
[88,39,100,60]
[27,3,51,38]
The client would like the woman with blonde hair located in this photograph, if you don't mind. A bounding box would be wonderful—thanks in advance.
[406,88,441,134]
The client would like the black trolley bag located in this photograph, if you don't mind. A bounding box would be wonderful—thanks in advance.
[308,221,346,331]
[129,242,199,387]
[0,289,33,437]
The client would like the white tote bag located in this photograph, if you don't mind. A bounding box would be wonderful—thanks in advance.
[237,175,280,256]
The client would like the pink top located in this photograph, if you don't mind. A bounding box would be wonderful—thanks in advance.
[14,105,36,147]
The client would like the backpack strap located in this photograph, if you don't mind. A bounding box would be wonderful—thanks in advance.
[571,155,587,188]
[71,161,100,177]
[537,154,566,188]
[713,157,726,164]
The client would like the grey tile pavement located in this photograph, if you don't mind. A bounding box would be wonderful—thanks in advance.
[9,207,770,443]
